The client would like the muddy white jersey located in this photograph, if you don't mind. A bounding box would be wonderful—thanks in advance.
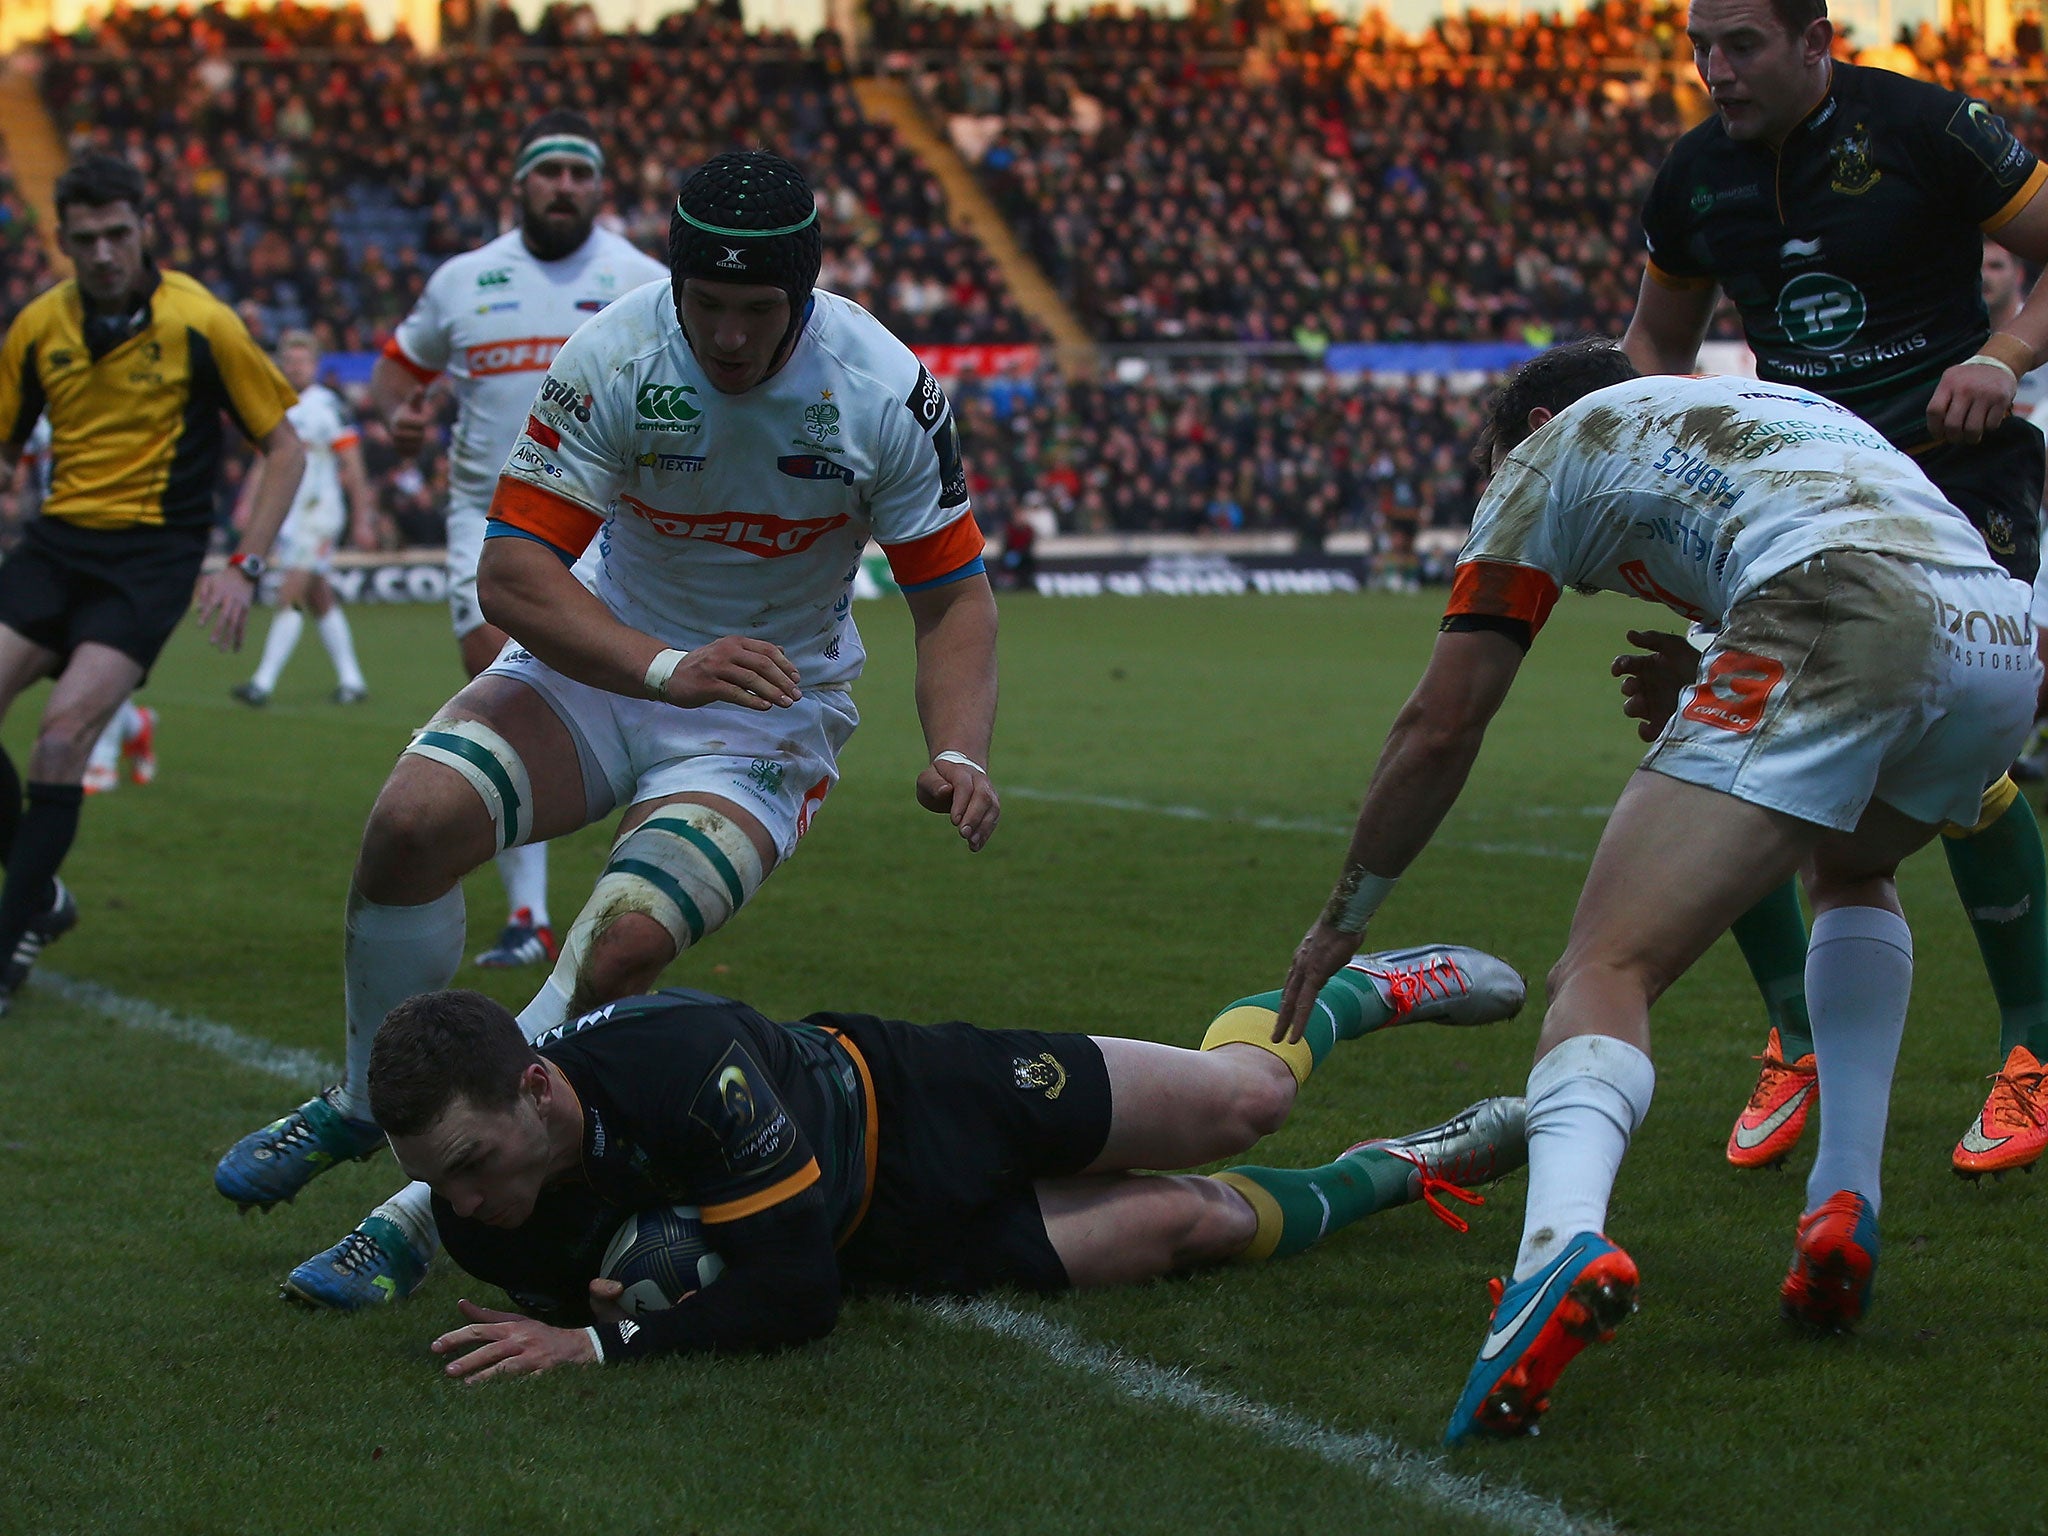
[1447,374,1998,638]
[490,284,983,690]
[383,227,667,515]
[282,383,356,536]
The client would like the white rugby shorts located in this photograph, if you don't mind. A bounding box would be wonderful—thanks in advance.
[1643,551,2039,832]
[273,505,343,575]
[482,644,859,860]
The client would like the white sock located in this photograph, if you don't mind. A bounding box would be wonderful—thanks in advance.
[317,605,366,691]
[1803,905,1913,1218]
[496,841,551,928]
[114,698,145,744]
[369,1182,440,1261]
[251,608,304,693]
[1514,1034,1656,1279]
[337,885,467,1118]
[515,969,576,1043]
[87,715,123,775]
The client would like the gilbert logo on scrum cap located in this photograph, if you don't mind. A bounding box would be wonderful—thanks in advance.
[717,246,747,270]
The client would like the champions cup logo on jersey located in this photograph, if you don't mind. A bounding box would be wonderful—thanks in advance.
[619,495,849,556]
[467,338,565,377]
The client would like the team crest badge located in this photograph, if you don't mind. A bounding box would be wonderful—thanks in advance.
[1012,1053,1068,1099]
[800,390,842,448]
[1828,125,1881,195]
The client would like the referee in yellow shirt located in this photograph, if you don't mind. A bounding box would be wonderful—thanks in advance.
[0,152,305,1013]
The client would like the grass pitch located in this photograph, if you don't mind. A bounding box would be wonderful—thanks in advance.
[4,592,2046,1536]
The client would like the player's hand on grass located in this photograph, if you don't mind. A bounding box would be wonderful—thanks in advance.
[1274,919,1364,1044]
[1927,358,2017,446]
[192,568,256,652]
[1612,629,1694,742]
[390,396,433,458]
[432,1298,598,1382]
[916,753,999,851]
[664,637,802,711]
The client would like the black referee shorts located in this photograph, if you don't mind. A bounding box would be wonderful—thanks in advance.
[829,1016,1112,1299]
[0,517,209,675]
[1918,414,2045,584]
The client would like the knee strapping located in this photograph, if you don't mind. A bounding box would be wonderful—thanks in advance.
[403,717,534,851]
[560,805,766,976]
[1944,772,2020,840]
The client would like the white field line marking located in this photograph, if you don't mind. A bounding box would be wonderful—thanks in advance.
[1006,785,1593,864]
[39,971,338,1089]
[929,1298,1617,1536]
[41,970,1618,1536]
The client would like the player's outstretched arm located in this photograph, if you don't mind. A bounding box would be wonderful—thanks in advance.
[478,534,802,710]
[905,573,1000,851]
[1275,628,1524,1041]
[365,354,434,458]
[1620,270,1716,378]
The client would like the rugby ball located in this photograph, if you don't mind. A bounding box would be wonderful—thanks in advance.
[599,1204,728,1318]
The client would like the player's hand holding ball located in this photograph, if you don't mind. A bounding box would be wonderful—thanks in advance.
[1611,629,1695,742]
[917,750,1000,852]
[659,636,802,711]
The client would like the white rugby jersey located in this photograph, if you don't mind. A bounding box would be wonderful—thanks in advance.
[382,227,668,515]
[1447,374,1998,639]
[281,382,357,535]
[489,284,984,690]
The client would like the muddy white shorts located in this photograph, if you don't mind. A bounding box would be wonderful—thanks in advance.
[483,643,859,860]
[273,504,343,574]
[1643,551,2039,832]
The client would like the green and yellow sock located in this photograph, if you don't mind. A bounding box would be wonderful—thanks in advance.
[1730,877,1814,1061]
[1942,778,2048,1058]
[1213,1147,1418,1260]
[1197,969,1397,1086]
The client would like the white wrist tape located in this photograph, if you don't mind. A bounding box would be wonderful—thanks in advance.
[1964,353,2022,386]
[1327,869,1398,933]
[934,750,987,776]
[585,1326,607,1364]
[644,648,689,700]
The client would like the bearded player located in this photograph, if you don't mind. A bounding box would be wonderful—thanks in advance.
[216,151,1005,1312]
[364,111,668,968]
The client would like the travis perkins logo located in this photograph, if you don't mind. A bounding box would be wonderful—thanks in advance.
[620,495,848,557]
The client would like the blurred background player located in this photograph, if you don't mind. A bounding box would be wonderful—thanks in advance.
[364,111,668,970]
[232,331,373,707]
[1984,244,2048,789]
[216,151,1003,1313]
[1620,0,2048,1177]
[0,151,302,1014]
[368,945,1527,1377]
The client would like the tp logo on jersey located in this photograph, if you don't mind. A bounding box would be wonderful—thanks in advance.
[637,383,703,432]
[1777,272,1866,351]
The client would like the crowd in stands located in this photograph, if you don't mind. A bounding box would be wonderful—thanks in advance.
[0,152,57,333]
[952,365,1487,544]
[36,2,1038,352]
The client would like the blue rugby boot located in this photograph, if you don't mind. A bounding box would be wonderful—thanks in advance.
[1780,1190,1879,1333]
[1444,1231,1640,1445]
[214,1087,385,1211]
[282,1216,428,1310]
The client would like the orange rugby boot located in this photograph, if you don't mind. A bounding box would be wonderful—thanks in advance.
[1952,1044,2048,1179]
[1726,1027,1817,1169]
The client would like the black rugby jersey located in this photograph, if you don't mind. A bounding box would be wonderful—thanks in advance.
[1640,61,2045,450]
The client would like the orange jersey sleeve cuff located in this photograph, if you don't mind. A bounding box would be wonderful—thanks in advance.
[1445,561,1562,637]
[884,511,986,589]
[332,430,360,451]
[699,1158,822,1224]
[489,477,604,556]
[1983,161,2048,233]
[379,334,440,385]
[1646,258,1715,292]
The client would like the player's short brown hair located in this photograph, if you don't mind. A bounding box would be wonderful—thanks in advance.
[1767,0,1828,36]
[369,989,539,1136]
[1474,339,1640,467]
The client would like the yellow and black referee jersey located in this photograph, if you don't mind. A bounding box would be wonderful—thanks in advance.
[0,266,296,534]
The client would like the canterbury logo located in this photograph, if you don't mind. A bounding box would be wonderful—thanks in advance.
[636,383,703,427]
[466,338,566,376]
[620,495,848,556]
